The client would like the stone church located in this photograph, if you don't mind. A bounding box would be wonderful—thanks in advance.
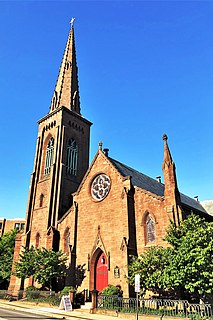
[9,24,212,298]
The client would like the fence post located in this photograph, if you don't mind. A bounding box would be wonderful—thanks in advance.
[91,289,99,310]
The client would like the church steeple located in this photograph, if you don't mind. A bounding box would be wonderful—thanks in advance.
[50,20,81,114]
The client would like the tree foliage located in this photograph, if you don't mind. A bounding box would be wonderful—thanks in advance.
[14,246,36,280]
[101,284,123,296]
[128,214,213,300]
[0,229,18,284]
[14,247,68,290]
[165,214,213,299]
[128,246,172,295]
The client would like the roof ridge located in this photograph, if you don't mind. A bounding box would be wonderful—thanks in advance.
[109,156,163,185]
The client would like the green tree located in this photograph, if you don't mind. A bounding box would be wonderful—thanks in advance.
[14,246,37,280]
[128,214,213,301]
[165,214,213,300]
[128,246,172,295]
[14,247,68,291]
[0,229,18,287]
[34,248,67,291]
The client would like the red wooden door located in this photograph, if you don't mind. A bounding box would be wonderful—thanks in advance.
[95,252,108,292]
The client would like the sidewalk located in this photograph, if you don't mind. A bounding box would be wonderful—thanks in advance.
[0,299,135,320]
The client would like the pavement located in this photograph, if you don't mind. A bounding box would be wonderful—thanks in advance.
[0,299,135,320]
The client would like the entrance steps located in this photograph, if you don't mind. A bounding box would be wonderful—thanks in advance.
[80,301,92,309]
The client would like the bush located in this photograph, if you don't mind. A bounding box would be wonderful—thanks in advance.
[37,295,60,306]
[59,286,76,298]
[101,285,123,297]
[26,286,40,299]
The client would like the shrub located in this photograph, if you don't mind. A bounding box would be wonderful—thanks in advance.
[26,286,40,299]
[101,285,123,296]
[59,286,76,298]
[40,295,60,306]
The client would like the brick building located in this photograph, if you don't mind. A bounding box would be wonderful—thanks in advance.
[8,24,212,297]
[0,218,25,238]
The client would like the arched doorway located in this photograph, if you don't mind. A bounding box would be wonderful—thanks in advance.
[95,252,108,292]
[90,248,108,292]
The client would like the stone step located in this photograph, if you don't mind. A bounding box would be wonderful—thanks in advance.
[80,301,92,309]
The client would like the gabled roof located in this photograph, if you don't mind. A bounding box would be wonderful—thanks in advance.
[110,157,164,197]
[109,157,208,215]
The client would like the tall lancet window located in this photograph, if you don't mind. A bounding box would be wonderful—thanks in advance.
[146,214,156,243]
[66,138,78,175]
[64,228,70,254]
[35,233,40,248]
[44,137,54,175]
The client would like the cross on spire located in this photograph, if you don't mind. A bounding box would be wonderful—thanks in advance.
[70,17,75,28]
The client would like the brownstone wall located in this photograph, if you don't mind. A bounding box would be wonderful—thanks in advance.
[58,148,179,297]
[25,105,91,246]
[8,233,25,293]
[134,188,169,255]
[59,151,133,297]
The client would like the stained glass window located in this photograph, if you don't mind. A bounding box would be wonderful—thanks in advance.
[44,137,54,175]
[91,174,111,201]
[66,139,78,175]
[146,214,156,242]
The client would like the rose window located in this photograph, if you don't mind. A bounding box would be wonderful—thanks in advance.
[91,174,111,201]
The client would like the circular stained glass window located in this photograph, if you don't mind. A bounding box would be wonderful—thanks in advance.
[91,174,111,201]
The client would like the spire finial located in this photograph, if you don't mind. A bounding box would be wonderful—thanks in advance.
[163,133,168,142]
[98,141,103,151]
[70,17,75,29]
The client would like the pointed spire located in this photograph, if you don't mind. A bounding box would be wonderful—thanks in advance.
[162,134,177,180]
[49,20,81,114]
[162,134,181,224]
[162,134,173,168]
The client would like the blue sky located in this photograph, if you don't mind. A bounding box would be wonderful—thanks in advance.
[0,1,212,219]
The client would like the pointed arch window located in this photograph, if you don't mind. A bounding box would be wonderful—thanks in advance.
[35,233,40,248]
[64,228,70,254]
[146,214,156,243]
[66,138,78,175]
[44,137,54,175]
[39,194,44,207]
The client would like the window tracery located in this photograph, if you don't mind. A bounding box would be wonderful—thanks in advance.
[66,138,78,175]
[44,137,54,175]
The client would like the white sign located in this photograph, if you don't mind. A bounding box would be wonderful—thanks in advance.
[59,295,72,311]
[135,274,140,293]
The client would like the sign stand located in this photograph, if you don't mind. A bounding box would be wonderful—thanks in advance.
[135,274,140,320]
[58,295,72,311]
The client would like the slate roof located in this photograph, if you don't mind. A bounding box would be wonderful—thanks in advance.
[109,157,208,215]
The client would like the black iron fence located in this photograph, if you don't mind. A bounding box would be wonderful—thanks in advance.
[98,295,213,319]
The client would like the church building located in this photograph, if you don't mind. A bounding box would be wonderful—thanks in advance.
[8,23,212,298]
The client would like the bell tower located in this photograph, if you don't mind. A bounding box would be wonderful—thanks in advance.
[25,22,92,248]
